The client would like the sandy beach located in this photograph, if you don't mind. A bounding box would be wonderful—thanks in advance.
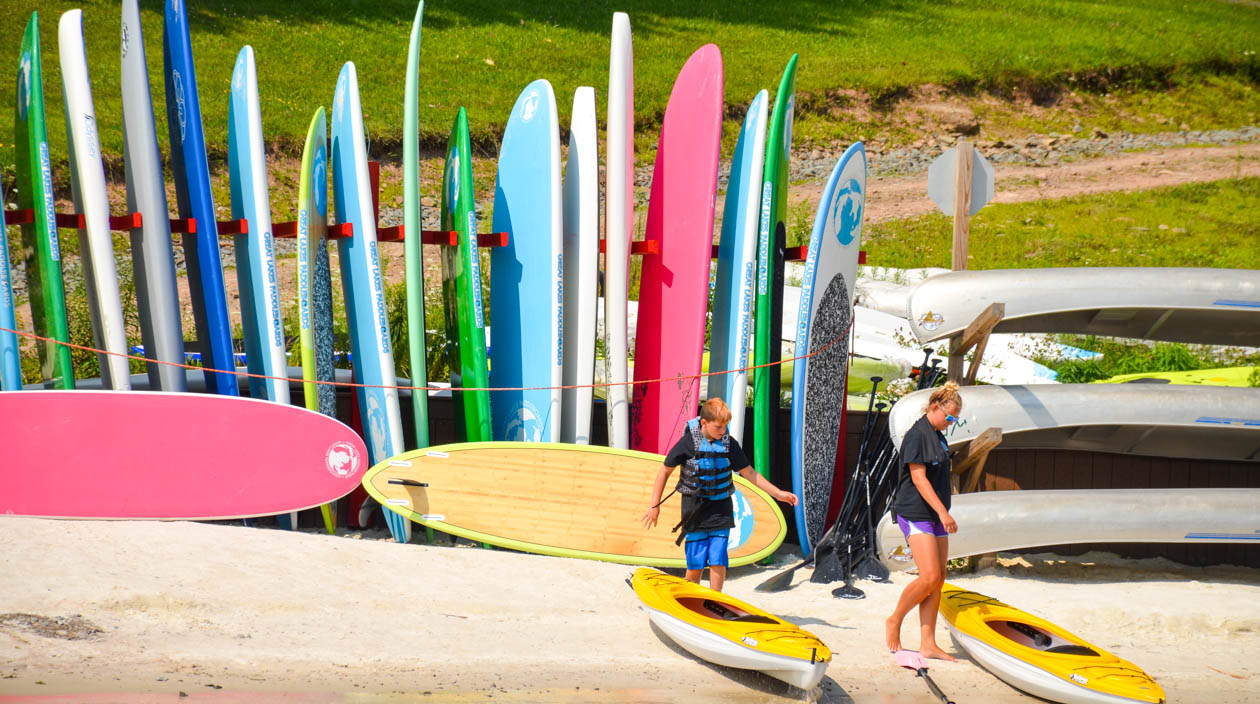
[1,517,1256,702]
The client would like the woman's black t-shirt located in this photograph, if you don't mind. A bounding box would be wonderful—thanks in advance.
[891,414,952,521]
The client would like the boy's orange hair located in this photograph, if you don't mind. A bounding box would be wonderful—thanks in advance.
[700,398,733,425]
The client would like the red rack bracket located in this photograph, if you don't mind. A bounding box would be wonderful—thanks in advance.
[3,209,34,226]
[329,223,353,239]
[477,232,509,248]
[273,221,298,238]
[169,218,197,234]
[216,219,248,236]
[109,213,143,230]
[598,239,659,255]
[784,245,808,262]
[377,225,405,242]
[54,213,85,229]
[859,249,867,265]
[421,230,458,246]
[369,160,381,224]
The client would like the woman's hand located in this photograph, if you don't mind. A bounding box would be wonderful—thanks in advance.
[938,511,958,534]
[641,506,660,529]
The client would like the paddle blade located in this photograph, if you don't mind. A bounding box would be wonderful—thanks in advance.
[831,583,865,600]
[754,561,804,592]
[895,649,927,671]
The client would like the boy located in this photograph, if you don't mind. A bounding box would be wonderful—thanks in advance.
[641,398,798,592]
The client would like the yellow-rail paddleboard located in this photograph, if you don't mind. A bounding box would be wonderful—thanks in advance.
[363,442,787,566]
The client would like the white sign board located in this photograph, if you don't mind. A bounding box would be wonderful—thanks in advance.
[927,147,994,217]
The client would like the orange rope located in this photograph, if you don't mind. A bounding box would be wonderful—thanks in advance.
[1,320,853,393]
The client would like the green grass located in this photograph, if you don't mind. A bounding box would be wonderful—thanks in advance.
[1,0,1257,174]
[862,177,1260,270]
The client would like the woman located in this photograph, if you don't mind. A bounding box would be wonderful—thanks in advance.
[885,381,962,660]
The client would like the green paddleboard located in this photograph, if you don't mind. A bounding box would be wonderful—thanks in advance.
[403,0,430,448]
[440,108,492,442]
[1096,366,1258,387]
[751,54,797,479]
[15,12,73,389]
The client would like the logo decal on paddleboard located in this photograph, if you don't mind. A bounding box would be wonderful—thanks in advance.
[469,210,484,328]
[367,393,390,459]
[325,440,362,479]
[446,148,460,212]
[783,93,796,154]
[506,401,544,442]
[334,71,347,121]
[521,89,540,122]
[121,23,129,58]
[313,144,327,217]
[17,52,30,122]
[728,490,755,550]
[918,312,943,331]
[172,69,187,142]
[1070,674,1089,685]
[831,177,863,246]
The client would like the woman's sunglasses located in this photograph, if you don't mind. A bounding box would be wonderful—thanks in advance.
[945,413,959,424]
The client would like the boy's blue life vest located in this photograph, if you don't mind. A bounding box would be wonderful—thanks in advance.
[675,417,733,502]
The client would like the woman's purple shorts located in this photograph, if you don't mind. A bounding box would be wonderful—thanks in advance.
[896,514,949,539]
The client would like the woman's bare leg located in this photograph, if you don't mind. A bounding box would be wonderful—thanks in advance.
[885,533,944,652]
[917,536,955,661]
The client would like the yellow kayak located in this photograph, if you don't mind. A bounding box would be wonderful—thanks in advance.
[630,568,830,690]
[940,584,1164,703]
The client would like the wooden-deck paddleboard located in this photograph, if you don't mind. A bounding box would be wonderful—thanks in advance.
[228,45,289,404]
[631,44,723,454]
[604,11,634,449]
[561,86,599,444]
[0,391,367,520]
[439,108,491,441]
[14,12,72,390]
[790,143,865,556]
[60,9,130,390]
[332,61,408,542]
[752,54,798,478]
[490,79,563,443]
[363,442,787,566]
[122,0,184,392]
[163,0,238,396]
[403,0,430,448]
[708,89,768,441]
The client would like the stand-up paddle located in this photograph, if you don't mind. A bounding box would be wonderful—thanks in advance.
[895,650,955,704]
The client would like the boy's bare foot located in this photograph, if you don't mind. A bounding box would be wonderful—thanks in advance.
[885,616,902,652]
[920,645,957,662]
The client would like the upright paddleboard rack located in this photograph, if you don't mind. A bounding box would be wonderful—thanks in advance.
[595,237,865,265]
[271,160,509,248]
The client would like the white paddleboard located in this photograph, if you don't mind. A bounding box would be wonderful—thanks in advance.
[59,9,130,389]
[561,86,599,444]
[603,11,633,449]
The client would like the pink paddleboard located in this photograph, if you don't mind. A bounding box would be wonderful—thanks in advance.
[630,45,723,453]
[0,391,368,519]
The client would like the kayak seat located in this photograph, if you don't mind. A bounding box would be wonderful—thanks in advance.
[1046,644,1100,656]
[701,599,778,624]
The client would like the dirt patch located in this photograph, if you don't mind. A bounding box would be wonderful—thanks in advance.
[0,613,104,641]
[793,142,1260,224]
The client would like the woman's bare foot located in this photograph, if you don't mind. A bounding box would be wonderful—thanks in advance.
[919,645,957,662]
[885,616,902,652]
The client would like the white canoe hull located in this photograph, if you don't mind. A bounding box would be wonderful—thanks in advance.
[643,606,828,690]
[906,266,1260,347]
[878,488,1260,571]
[888,383,1260,461]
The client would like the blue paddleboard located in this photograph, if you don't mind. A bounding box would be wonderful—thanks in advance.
[228,45,289,404]
[790,142,866,556]
[332,62,408,543]
[489,80,563,442]
[162,0,237,396]
[708,89,768,441]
